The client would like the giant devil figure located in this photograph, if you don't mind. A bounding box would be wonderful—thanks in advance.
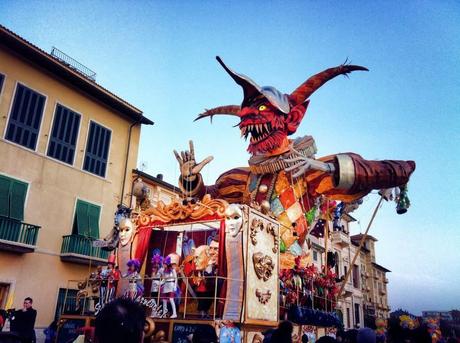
[174,57,415,259]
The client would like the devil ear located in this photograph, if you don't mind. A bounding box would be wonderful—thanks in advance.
[286,100,309,135]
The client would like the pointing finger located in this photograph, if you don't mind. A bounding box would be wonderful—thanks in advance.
[192,156,214,174]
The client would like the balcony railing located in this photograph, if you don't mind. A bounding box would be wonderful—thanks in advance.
[61,234,109,265]
[0,215,40,253]
[331,230,350,247]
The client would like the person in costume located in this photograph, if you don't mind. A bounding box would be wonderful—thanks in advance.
[106,255,120,303]
[124,259,143,300]
[150,253,163,316]
[174,57,416,269]
[160,256,178,318]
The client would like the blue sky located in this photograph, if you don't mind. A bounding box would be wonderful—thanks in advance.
[2,0,459,315]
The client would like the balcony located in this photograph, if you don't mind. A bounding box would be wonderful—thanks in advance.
[384,277,389,283]
[0,215,40,253]
[60,234,109,265]
[331,230,350,247]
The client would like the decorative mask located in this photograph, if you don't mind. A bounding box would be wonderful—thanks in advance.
[119,218,135,246]
[225,204,243,237]
[253,252,274,281]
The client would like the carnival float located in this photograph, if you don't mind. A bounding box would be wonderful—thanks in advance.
[56,57,415,342]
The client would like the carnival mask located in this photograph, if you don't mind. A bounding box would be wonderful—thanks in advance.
[253,252,274,281]
[225,204,243,237]
[119,218,135,246]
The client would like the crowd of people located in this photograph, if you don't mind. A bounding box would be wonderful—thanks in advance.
[1,296,459,343]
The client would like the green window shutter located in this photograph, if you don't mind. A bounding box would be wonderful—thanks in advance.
[9,180,28,221]
[0,176,11,217]
[87,204,100,239]
[73,200,100,238]
[75,200,90,236]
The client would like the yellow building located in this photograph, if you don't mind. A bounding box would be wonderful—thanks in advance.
[0,25,153,329]
[351,234,391,321]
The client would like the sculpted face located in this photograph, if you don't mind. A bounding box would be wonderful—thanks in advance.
[208,240,219,265]
[193,245,210,271]
[119,218,134,246]
[225,204,243,237]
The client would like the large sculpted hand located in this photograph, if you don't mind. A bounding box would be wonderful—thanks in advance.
[283,148,335,178]
[174,140,214,181]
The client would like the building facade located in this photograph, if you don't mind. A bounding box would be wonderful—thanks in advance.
[0,25,152,328]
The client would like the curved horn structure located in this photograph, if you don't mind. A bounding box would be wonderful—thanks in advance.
[289,63,369,106]
[194,105,241,122]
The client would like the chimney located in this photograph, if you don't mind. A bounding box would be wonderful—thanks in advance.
[156,174,163,180]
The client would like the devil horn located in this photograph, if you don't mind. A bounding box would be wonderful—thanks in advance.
[194,105,241,122]
[289,64,369,106]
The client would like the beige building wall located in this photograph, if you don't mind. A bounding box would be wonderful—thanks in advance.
[0,46,143,327]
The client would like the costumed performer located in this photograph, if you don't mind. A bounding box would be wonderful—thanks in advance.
[124,259,143,300]
[160,256,178,318]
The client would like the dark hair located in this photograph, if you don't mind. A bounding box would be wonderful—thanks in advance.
[192,324,218,343]
[0,332,26,343]
[270,321,294,343]
[95,298,145,343]
[24,297,33,303]
[317,337,337,343]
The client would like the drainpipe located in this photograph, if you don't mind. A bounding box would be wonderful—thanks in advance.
[120,120,140,207]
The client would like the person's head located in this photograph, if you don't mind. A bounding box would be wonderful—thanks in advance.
[317,336,336,343]
[127,259,140,273]
[192,324,218,343]
[119,218,135,246]
[23,297,33,310]
[357,328,376,343]
[95,298,145,343]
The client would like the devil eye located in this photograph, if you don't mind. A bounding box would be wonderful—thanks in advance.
[258,105,267,111]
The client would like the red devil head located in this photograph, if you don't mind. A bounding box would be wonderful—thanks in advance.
[196,57,368,156]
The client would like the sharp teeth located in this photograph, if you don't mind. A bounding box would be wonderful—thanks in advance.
[264,123,268,133]
[258,124,263,133]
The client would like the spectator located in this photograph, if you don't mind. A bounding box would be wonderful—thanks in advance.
[95,298,145,343]
[0,332,26,343]
[44,320,57,343]
[356,328,376,343]
[192,324,218,343]
[10,297,37,343]
[270,321,293,343]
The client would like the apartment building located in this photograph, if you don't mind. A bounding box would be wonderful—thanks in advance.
[0,25,152,327]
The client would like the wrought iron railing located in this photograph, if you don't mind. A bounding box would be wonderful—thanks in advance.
[61,234,109,259]
[0,215,40,245]
[51,47,97,81]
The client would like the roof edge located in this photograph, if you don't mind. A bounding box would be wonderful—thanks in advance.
[0,25,153,125]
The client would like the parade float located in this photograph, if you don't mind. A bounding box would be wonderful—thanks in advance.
[56,57,415,342]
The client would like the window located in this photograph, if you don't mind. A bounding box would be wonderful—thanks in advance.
[5,84,46,150]
[72,199,101,238]
[83,121,111,177]
[0,73,5,95]
[0,174,28,221]
[313,250,318,261]
[354,303,360,326]
[54,288,79,320]
[344,265,348,278]
[47,104,81,165]
[352,265,360,288]
[346,308,351,328]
